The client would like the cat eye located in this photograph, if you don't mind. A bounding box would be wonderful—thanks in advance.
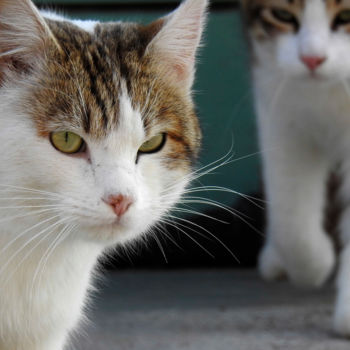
[333,10,350,29]
[50,131,85,154]
[138,133,166,154]
[271,8,297,25]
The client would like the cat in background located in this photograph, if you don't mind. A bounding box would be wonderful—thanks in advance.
[0,0,208,348]
[243,0,350,336]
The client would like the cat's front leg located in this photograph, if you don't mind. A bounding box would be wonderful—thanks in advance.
[259,133,335,288]
[334,205,350,336]
[334,241,350,336]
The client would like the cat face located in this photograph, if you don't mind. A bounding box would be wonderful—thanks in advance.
[243,0,350,81]
[0,0,207,245]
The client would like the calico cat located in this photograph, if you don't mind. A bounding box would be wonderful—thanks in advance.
[0,0,208,348]
[243,0,350,336]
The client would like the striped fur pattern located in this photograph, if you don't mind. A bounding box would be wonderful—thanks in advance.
[29,17,201,167]
[0,0,208,349]
[244,0,350,337]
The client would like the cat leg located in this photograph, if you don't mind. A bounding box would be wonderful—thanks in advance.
[258,238,286,281]
[259,139,335,288]
[334,197,350,336]
[334,238,350,336]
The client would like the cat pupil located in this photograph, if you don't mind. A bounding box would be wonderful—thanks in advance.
[272,9,292,20]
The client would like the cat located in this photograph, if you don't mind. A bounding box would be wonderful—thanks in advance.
[242,0,350,336]
[0,0,208,348]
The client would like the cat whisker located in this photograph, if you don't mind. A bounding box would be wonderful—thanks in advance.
[165,216,214,242]
[166,185,265,209]
[151,232,168,263]
[0,184,66,199]
[171,207,229,224]
[159,148,234,196]
[0,207,64,225]
[159,217,215,258]
[178,197,263,235]
[185,186,266,202]
[167,214,238,261]
[0,213,63,259]
[2,219,74,287]
[0,215,70,281]
[30,221,77,303]
[0,197,63,202]
[153,222,185,251]
[0,204,69,210]
[180,196,247,217]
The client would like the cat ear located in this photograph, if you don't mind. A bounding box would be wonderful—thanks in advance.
[145,0,209,90]
[0,0,54,80]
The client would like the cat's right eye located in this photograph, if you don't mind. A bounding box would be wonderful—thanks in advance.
[271,8,297,25]
[50,131,85,154]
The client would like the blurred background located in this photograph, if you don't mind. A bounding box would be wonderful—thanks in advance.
[35,0,264,269]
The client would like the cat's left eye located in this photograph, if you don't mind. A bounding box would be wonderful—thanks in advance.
[50,131,85,154]
[138,133,166,154]
[333,10,350,29]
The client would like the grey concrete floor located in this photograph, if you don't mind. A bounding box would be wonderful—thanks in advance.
[72,269,350,350]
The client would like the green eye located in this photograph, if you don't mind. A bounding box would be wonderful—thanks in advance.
[138,133,166,154]
[335,10,350,26]
[271,8,296,23]
[50,131,85,154]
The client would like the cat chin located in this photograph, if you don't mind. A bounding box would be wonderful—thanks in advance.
[75,215,155,246]
[271,67,347,87]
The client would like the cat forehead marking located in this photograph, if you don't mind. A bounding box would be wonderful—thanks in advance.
[30,18,165,139]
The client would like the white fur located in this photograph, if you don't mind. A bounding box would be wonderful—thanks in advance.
[251,0,350,336]
[0,0,207,348]
[41,11,98,33]
[0,84,190,349]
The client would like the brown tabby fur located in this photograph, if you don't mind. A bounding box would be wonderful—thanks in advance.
[21,18,201,170]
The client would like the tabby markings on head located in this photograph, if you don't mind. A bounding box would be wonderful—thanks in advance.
[26,18,200,169]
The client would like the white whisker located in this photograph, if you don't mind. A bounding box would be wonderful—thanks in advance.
[152,233,168,264]
[30,222,76,303]
[167,214,238,261]
[171,207,229,224]
[0,216,69,281]
[160,217,215,258]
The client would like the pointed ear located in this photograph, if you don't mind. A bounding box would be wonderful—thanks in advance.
[0,0,54,81]
[145,0,209,90]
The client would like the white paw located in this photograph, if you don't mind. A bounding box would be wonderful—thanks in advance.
[258,243,286,281]
[286,235,335,289]
[334,304,350,337]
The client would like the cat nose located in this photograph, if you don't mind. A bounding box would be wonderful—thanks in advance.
[104,194,133,217]
[300,55,326,71]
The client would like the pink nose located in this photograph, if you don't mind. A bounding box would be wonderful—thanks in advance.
[105,194,133,217]
[300,56,326,71]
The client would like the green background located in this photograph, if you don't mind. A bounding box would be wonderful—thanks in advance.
[34,0,260,208]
